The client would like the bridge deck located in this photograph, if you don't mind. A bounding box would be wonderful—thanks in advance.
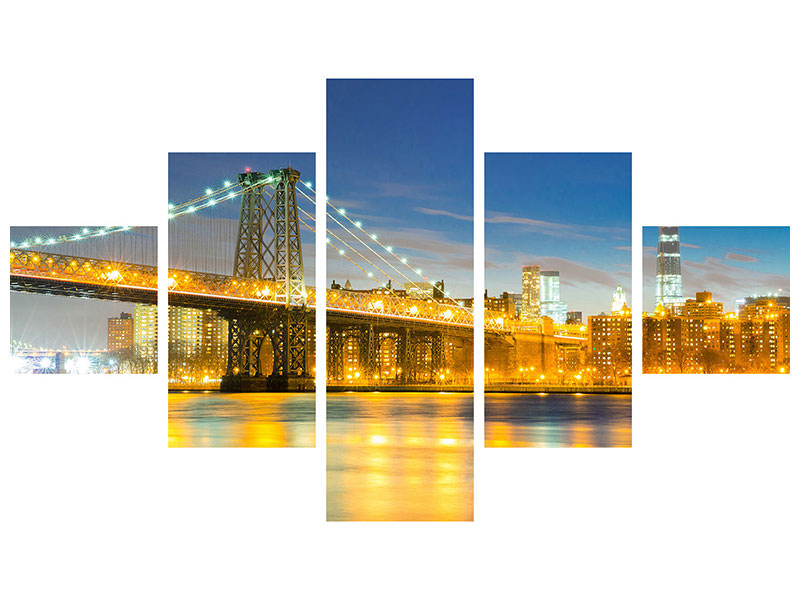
[10,249,590,336]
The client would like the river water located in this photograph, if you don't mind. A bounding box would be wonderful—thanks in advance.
[327,392,474,521]
[168,392,315,448]
[485,393,632,448]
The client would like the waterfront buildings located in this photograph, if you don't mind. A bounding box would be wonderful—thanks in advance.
[642,291,790,373]
[107,312,133,352]
[133,304,158,368]
[566,311,583,324]
[485,291,517,317]
[588,303,632,384]
[404,280,445,299]
[683,291,723,320]
[168,306,228,383]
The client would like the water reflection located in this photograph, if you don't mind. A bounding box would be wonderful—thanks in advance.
[327,392,473,521]
[168,392,315,448]
[485,393,631,448]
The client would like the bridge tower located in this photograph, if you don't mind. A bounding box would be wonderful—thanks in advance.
[222,167,312,392]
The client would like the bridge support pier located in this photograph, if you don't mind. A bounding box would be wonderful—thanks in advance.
[220,306,313,392]
[325,323,463,386]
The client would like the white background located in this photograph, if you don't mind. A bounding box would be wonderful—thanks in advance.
[2,1,797,598]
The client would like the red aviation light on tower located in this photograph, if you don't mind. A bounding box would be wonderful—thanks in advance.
[244,166,251,173]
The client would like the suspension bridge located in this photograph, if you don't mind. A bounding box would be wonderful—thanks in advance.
[9,166,481,389]
[167,166,482,390]
[10,165,587,389]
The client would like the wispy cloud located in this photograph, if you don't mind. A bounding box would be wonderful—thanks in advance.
[485,212,598,240]
[373,182,449,202]
[643,253,789,310]
[414,207,473,221]
[725,252,758,263]
[512,253,628,290]
[486,211,630,242]
[681,242,701,249]
[336,179,457,205]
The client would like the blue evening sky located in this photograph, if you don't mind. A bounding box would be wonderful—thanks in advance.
[168,153,315,279]
[643,226,790,312]
[327,79,473,297]
[485,153,632,317]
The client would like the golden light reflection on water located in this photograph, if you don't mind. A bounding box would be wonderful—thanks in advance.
[327,392,473,521]
[168,392,315,448]
[485,393,631,448]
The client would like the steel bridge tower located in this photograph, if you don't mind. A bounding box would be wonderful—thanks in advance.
[222,167,312,391]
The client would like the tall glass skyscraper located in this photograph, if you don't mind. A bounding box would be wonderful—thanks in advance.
[521,265,541,319]
[540,270,568,323]
[655,226,683,308]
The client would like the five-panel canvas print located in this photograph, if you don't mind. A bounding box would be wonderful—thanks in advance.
[9,79,790,521]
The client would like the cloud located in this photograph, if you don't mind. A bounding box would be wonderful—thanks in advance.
[725,252,758,263]
[512,253,624,289]
[485,212,598,240]
[615,246,632,251]
[681,242,701,249]
[642,252,789,311]
[339,179,456,205]
[327,197,374,211]
[372,182,447,202]
[414,207,473,221]
[486,211,631,243]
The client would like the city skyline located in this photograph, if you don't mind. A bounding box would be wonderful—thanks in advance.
[327,79,473,298]
[643,226,790,312]
[485,153,632,317]
[10,226,157,350]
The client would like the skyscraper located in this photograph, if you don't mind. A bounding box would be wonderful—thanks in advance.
[612,283,627,313]
[521,265,541,319]
[655,226,683,308]
[540,270,568,324]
